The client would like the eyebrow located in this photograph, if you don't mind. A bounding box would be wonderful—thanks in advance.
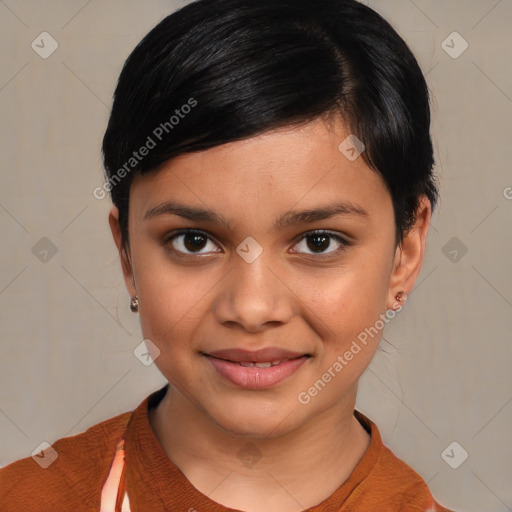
[143,199,368,231]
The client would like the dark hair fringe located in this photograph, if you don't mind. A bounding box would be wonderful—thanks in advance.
[102,0,438,246]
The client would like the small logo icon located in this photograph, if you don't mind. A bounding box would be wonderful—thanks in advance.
[338,134,365,161]
[441,32,468,59]
[237,442,262,468]
[31,32,59,59]
[31,442,58,469]
[236,237,263,264]
[441,441,468,469]
[32,237,58,263]
[503,187,512,200]
[442,237,468,263]
[133,338,161,366]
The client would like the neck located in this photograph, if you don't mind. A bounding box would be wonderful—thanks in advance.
[149,385,370,512]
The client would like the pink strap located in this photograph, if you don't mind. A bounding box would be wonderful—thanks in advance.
[100,439,131,512]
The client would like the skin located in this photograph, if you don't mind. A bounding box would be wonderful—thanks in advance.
[109,116,431,512]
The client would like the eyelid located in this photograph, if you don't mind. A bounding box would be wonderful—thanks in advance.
[163,229,222,257]
[290,229,351,259]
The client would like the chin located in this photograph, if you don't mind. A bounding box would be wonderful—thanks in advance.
[219,418,284,438]
[206,403,301,439]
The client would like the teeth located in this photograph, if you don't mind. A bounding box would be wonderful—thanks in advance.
[237,360,284,368]
[255,362,272,368]
[233,358,291,368]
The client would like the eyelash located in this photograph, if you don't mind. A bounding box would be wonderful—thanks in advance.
[163,229,351,260]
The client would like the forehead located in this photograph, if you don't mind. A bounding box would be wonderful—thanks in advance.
[129,117,392,226]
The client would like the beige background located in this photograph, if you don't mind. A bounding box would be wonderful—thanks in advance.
[0,1,511,510]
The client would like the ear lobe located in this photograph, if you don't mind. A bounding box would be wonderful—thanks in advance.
[387,195,432,309]
[108,206,137,297]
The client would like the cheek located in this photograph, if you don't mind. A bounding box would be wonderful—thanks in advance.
[315,260,390,326]
[138,275,203,347]
[307,259,391,369]
[137,273,200,391]
[130,241,203,350]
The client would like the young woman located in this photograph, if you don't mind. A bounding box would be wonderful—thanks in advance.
[0,0,454,510]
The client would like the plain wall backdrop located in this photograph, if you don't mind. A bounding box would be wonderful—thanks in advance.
[0,1,511,511]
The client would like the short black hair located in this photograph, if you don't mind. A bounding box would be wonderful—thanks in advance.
[102,0,438,248]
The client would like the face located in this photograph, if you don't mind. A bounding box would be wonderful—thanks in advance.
[111,117,428,437]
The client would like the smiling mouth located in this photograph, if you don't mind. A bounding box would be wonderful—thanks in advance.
[202,352,312,389]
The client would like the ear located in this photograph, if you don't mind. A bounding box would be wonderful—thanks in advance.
[109,206,137,298]
[387,195,432,310]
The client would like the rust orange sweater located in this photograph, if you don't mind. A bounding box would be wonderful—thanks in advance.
[0,384,454,511]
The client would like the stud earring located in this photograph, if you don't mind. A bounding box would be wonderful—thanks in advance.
[130,296,139,313]
[395,291,407,303]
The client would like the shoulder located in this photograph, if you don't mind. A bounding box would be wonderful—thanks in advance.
[0,410,132,511]
[368,444,453,511]
[351,411,454,511]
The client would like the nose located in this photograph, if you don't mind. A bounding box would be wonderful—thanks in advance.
[213,253,294,333]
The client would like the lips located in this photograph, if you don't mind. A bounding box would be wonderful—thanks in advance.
[203,347,311,389]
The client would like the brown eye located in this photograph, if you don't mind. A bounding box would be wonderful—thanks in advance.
[166,230,220,255]
[292,230,350,258]
[306,233,331,252]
